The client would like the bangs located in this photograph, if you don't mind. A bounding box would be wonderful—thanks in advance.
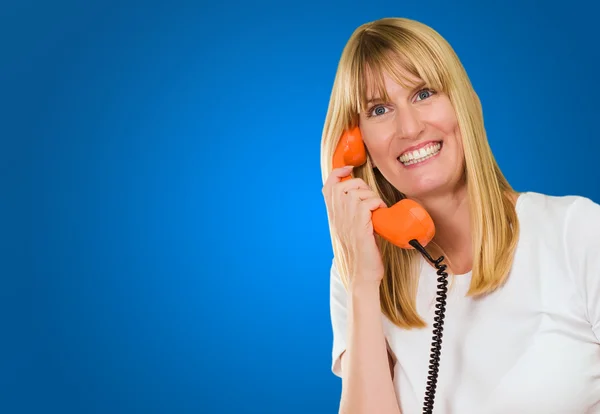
[347,27,451,114]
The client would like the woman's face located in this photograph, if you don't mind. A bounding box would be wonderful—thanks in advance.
[359,71,466,201]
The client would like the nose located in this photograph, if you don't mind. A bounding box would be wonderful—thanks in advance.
[396,106,424,140]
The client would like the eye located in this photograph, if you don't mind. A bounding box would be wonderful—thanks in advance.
[415,89,435,101]
[369,105,389,117]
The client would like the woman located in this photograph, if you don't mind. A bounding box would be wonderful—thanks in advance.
[320,17,600,414]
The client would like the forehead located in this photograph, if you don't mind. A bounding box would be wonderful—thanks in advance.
[361,59,425,104]
[349,41,447,113]
[364,69,423,99]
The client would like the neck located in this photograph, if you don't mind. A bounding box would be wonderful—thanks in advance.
[412,184,472,275]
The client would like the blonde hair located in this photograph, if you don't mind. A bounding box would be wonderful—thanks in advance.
[320,17,520,328]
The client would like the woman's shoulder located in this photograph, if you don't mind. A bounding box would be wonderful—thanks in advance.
[516,191,600,224]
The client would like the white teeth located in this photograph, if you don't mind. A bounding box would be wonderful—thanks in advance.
[398,142,441,166]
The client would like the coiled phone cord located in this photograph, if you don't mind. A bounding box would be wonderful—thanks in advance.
[408,239,449,414]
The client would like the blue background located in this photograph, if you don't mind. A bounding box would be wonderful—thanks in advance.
[3,0,599,413]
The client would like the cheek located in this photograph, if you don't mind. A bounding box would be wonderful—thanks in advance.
[451,132,466,167]
[441,112,460,135]
[367,148,390,170]
[438,116,465,163]
[372,146,391,163]
[361,128,395,163]
[430,101,459,134]
[438,113,462,152]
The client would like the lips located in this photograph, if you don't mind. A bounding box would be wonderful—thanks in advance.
[398,141,442,166]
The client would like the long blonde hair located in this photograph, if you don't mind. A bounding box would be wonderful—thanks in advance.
[320,17,520,328]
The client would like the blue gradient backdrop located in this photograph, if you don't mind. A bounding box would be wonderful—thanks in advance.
[4,0,599,413]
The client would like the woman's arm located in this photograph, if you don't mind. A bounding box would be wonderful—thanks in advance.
[338,280,401,414]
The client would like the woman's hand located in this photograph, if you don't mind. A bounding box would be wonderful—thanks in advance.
[322,166,387,287]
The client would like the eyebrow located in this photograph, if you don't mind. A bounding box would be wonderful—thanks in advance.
[365,97,385,105]
[365,81,428,105]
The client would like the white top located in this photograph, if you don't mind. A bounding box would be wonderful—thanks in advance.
[330,191,600,413]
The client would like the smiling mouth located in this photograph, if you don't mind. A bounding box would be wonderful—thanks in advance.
[398,141,442,166]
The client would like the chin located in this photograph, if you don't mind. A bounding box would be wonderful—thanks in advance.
[397,175,456,199]
[391,143,464,198]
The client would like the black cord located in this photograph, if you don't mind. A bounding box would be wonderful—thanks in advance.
[408,239,449,414]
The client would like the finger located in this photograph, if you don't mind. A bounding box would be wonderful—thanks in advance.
[333,179,371,218]
[335,178,370,197]
[323,166,354,194]
[360,197,388,213]
[346,194,387,222]
[343,190,379,218]
[345,188,379,202]
[323,167,355,217]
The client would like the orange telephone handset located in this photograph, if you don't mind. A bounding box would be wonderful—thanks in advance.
[333,126,435,249]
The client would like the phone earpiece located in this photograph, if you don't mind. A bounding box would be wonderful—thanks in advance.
[332,126,367,183]
[333,126,435,249]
